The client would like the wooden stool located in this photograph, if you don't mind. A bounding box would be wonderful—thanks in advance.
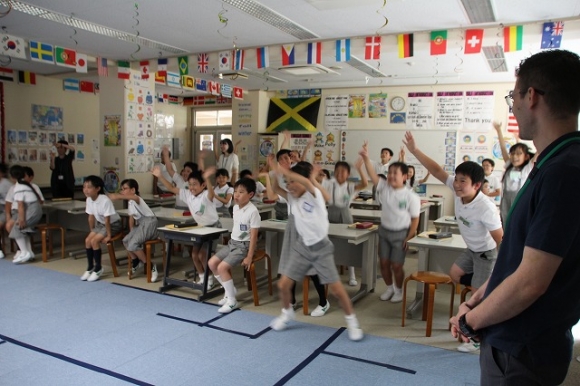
[128,239,167,283]
[37,223,66,263]
[246,250,273,306]
[302,277,329,315]
[104,232,125,277]
[401,271,455,337]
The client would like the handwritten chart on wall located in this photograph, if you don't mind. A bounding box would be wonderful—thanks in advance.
[340,129,457,184]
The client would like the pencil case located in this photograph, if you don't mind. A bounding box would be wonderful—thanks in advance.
[356,222,374,229]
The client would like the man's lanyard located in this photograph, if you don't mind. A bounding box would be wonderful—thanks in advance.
[504,137,580,228]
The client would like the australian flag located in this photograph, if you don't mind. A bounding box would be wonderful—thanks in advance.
[541,21,564,49]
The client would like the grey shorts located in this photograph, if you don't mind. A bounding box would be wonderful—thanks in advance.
[215,239,250,266]
[0,211,5,224]
[378,226,408,264]
[454,248,497,288]
[92,220,123,237]
[282,237,339,285]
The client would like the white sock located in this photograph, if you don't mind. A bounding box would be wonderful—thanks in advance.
[393,285,402,293]
[348,266,356,280]
[214,275,223,285]
[222,279,236,301]
[15,238,28,254]
[198,274,204,283]
[25,237,32,252]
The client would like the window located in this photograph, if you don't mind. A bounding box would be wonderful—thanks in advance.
[195,110,232,126]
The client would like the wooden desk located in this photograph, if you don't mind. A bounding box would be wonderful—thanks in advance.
[406,233,467,319]
[433,216,460,234]
[157,226,228,300]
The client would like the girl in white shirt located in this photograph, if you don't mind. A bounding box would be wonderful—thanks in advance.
[82,175,123,282]
[213,168,234,218]
[9,165,43,264]
[109,179,160,282]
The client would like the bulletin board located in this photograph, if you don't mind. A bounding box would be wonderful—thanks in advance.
[340,129,458,184]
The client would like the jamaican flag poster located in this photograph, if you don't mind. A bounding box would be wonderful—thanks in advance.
[266,97,321,132]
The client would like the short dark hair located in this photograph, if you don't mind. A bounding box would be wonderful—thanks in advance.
[187,170,206,187]
[0,163,7,176]
[84,175,106,195]
[455,161,485,185]
[240,169,253,179]
[389,161,408,175]
[215,168,230,178]
[183,162,198,173]
[23,166,34,177]
[57,139,69,145]
[276,149,292,161]
[291,161,313,179]
[516,50,580,119]
[220,138,234,154]
[321,169,330,179]
[121,178,140,195]
[234,177,256,195]
[381,148,393,157]
[334,161,351,174]
[482,158,495,168]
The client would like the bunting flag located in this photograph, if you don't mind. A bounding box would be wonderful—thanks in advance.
[157,58,168,76]
[307,42,322,64]
[208,80,220,95]
[197,53,209,73]
[266,97,321,132]
[233,49,245,71]
[281,44,295,66]
[507,107,519,133]
[541,21,564,49]
[76,53,88,73]
[0,34,27,59]
[178,56,189,75]
[18,70,36,85]
[503,25,523,52]
[196,78,207,92]
[465,29,484,54]
[94,83,100,93]
[80,80,94,93]
[256,47,269,69]
[117,60,130,79]
[397,34,413,58]
[220,83,232,98]
[166,71,181,87]
[0,67,14,82]
[155,72,166,84]
[97,57,109,77]
[55,46,76,68]
[430,30,447,55]
[233,86,243,100]
[182,75,195,90]
[140,60,150,79]
[335,39,350,62]
[218,51,231,71]
[63,78,80,91]
[364,37,381,60]
[168,95,180,105]
[29,41,54,63]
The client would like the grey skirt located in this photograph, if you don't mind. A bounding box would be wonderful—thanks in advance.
[123,216,159,251]
[9,201,42,239]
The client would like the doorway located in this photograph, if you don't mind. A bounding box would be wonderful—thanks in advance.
[191,108,232,169]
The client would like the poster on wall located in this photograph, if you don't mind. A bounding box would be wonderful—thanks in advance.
[104,115,122,146]
[31,104,63,130]
[324,95,348,131]
[103,167,120,193]
[368,93,388,118]
[348,95,366,118]
[258,134,277,170]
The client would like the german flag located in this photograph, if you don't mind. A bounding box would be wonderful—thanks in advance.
[398,34,414,58]
[18,71,36,85]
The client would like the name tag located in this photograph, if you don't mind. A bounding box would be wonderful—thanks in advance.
[58,175,64,180]
[398,200,407,209]
[302,201,314,213]
[458,216,471,227]
[195,204,205,216]
[240,224,248,232]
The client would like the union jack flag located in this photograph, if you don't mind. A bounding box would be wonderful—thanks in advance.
[198,53,209,74]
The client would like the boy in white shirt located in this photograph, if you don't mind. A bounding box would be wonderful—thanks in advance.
[481,158,501,202]
[403,131,503,353]
[208,177,260,313]
[153,150,177,194]
[268,161,363,341]
[212,168,234,218]
[361,144,420,303]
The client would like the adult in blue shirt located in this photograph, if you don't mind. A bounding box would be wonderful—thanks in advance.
[450,49,580,385]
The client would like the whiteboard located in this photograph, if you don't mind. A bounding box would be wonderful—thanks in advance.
[340,129,457,185]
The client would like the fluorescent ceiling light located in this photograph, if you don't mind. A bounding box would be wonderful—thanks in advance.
[460,0,496,24]
[346,56,388,77]
[277,64,338,76]
[222,0,319,40]
[482,46,507,72]
[217,71,249,80]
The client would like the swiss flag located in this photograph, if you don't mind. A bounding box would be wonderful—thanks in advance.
[140,60,150,79]
[233,86,243,100]
[464,29,484,54]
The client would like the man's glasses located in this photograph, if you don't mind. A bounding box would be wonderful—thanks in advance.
[505,88,545,108]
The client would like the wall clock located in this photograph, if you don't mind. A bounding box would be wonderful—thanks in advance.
[390,96,405,111]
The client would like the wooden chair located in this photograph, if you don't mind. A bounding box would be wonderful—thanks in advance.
[460,285,473,304]
[37,223,66,263]
[127,239,166,283]
[401,271,455,337]
[246,249,273,306]
[301,277,329,315]
[104,232,125,277]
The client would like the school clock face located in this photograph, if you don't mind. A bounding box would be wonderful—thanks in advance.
[390,96,405,111]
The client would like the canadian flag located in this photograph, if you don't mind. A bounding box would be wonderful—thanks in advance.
[209,81,220,96]
[140,60,150,79]
[233,86,243,100]
[464,29,484,54]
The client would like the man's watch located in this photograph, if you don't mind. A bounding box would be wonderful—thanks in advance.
[459,313,478,339]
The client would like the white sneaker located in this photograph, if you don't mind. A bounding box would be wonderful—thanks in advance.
[270,308,296,331]
[345,315,364,341]
[129,261,144,276]
[12,251,22,263]
[218,296,229,306]
[380,287,394,301]
[310,301,330,317]
[390,291,403,303]
[150,265,158,283]
[80,270,92,281]
[218,299,238,314]
[457,342,480,353]
[16,251,34,264]
[0,250,5,259]
[87,268,104,282]
[348,278,358,286]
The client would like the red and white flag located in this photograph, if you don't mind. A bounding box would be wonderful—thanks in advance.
[465,29,484,54]
[209,81,220,96]
[233,86,243,100]
[365,36,381,60]
[507,108,519,133]
[140,60,150,79]
[75,53,88,73]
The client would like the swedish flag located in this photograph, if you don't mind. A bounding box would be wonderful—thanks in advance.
[29,41,54,63]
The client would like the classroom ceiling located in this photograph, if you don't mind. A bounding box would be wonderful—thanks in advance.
[2,0,580,96]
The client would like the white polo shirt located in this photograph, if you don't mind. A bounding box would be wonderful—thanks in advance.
[372,160,390,176]
[484,173,501,193]
[12,183,40,210]
[231,202,260,242]
[213,184,234,208]
[172,173,188,208]
[288,187,329,246]
[217,153,239,179]
[326,178,356,208]
[86,194,120,225]
[178,189,218,226]
[446,175,501,252]
[128,197,155,220]
[156,162,177,192]
[503,161,534,193]
[376,178,421,231]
